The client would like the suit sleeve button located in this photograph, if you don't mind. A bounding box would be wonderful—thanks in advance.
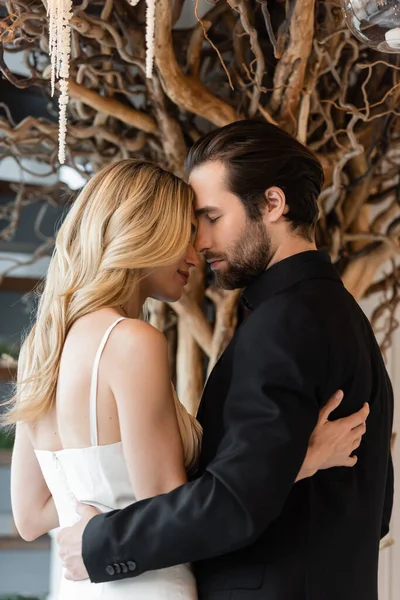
[127,560,137,572]
[120,562,128,573]
[113,563,121,574]
[106,565,115,576]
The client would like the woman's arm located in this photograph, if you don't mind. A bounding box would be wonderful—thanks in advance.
[106,319,187,500]
[11,423,59,541]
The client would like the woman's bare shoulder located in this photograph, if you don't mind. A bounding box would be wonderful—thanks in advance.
[106,318,167,361]
[104,319,172,407]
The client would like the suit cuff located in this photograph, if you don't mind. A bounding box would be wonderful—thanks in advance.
[82,511,139,583]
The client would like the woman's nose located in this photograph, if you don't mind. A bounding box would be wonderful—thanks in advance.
[185,243,201,268]
[194,225,210,254]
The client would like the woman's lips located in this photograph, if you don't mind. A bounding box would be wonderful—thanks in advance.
[177,270,189,283]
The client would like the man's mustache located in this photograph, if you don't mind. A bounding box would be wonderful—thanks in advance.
[204,252,227,263]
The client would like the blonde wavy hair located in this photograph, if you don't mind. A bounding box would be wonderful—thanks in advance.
[2,159,193,426]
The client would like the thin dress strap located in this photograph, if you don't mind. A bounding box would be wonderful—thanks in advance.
[89,317,126,446]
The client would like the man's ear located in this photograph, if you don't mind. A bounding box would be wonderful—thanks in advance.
[264,186,287,223]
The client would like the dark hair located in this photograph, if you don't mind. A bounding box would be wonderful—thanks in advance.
[185,120,324,239]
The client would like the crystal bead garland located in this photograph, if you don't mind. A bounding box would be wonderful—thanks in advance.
[47,0,73,164]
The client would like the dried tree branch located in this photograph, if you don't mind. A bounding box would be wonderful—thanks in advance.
[154,0,238,127]
[270,0,315,128]
[68,79,157,133]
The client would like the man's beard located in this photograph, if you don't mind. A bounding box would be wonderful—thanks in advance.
[206,220,272,290]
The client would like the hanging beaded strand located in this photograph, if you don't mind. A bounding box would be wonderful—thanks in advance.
[47,0,73,164]
[145,0,156,78]
[47,0,155,164]
[129,0,156,78]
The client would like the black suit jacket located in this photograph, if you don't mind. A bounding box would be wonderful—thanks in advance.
[82,251,394,600]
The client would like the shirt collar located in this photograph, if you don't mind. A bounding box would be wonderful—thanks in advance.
[241,250,342,311]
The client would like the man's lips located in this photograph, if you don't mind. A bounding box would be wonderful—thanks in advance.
[208,259,225,270]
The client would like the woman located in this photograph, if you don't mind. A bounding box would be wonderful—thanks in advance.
[3,160,366,600]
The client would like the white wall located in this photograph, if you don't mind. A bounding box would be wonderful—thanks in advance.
[360,296,400,599]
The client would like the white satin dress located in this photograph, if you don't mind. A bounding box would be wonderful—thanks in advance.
[34,317,202,599]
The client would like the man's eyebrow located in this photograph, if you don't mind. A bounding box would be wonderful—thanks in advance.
[194,206,219,217]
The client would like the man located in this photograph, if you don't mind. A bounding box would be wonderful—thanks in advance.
[58,120,394,600]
